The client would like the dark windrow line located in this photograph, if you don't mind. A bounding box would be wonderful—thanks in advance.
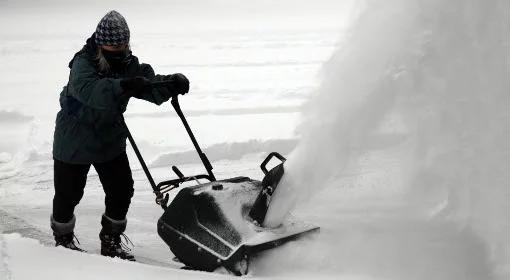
[0,110,34,123]
[159,60,324,69]
[149,138,298,168]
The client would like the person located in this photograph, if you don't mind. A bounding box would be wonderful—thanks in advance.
[50,10,189,261]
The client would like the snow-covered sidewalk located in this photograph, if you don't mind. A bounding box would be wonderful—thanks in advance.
[0,233,236,280]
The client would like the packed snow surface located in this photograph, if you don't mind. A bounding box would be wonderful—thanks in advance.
[1,0,510,279]
[0,233,237,280]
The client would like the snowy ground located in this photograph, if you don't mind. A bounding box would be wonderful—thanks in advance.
[2,1,510,280]
[0,233,237,280]
[0,1,348,279]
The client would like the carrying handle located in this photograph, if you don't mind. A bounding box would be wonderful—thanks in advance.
[260,152,286,176]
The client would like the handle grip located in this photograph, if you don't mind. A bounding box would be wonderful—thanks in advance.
[172,166,185,179]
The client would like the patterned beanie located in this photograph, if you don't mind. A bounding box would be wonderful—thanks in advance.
[94,10,130,46]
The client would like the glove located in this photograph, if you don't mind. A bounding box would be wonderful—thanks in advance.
[120,76,151,97]
[164,73,189,95]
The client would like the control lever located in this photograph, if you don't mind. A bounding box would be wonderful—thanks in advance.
[172,166,185,179]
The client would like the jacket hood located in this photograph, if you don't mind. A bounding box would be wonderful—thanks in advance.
[68,33,97,69]
[85,33,98,55]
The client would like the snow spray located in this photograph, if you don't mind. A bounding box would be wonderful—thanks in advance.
[261,0,510,278]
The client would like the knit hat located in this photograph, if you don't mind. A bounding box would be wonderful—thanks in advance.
[94,10,130,46]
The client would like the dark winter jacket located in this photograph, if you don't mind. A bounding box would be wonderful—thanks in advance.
[53,34,172,164]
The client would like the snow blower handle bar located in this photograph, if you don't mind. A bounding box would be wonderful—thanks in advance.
[122,117,168,208]
[170,96,216,181]
[151,81,215,179]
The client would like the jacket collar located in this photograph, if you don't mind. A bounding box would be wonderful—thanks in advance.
[68,33,97,69]
[68,33,135,72]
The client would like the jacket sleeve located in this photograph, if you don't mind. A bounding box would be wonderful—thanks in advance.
[136,63,173,105]
[67,56,124,110]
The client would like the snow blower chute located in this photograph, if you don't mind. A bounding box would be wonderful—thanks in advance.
[124,86,319,275]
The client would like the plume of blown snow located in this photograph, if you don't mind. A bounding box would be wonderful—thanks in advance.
[262,0,510,278]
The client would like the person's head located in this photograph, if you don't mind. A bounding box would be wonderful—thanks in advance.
[94,10,130,72]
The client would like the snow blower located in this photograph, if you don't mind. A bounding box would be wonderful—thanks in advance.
[124,86,319,275]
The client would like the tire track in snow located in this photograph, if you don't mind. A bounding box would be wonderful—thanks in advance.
[0,209,53,246]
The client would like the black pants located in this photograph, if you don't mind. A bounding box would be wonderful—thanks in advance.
[52,152,134,223]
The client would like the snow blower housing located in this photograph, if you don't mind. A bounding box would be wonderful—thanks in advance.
[125,90,319,275]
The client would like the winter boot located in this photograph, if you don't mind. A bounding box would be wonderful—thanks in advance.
[99,214,135,261]
[51,215,85,252]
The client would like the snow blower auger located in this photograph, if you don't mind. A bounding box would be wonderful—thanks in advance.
[124,84,319,275]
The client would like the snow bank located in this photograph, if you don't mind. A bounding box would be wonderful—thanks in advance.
[0,111,33,124]
[150,139,297,167]
[263,0,510,278]
[0,153,12,164]
[0,233,235,280]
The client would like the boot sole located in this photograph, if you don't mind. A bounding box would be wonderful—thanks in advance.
[101,250,136,261]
